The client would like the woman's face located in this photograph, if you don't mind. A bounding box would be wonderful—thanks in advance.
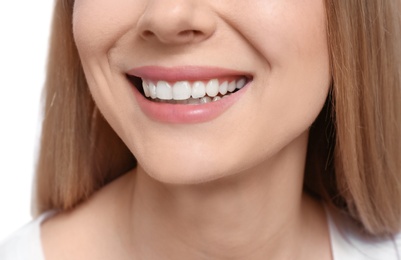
[73,0,330,184]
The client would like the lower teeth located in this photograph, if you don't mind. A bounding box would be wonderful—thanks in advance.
[150,94,230,105]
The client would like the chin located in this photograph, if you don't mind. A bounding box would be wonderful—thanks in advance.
[138,159,234,185]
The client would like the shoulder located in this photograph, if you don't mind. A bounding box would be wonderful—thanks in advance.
[327,207,401,260]
[40,175,133,259]
[0,211,56,260]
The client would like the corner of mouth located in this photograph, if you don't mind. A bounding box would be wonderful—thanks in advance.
[126,74,145,94]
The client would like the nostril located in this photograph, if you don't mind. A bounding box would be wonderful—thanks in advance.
[177,30,203,40]
[178,30,194,37]
[142,30,155,38]
[142,30,199,40]
[140,27,207,44]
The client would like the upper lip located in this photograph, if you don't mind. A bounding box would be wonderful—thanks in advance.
[126,66,253,82]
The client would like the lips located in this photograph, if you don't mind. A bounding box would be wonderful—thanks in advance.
[126,66,252,123]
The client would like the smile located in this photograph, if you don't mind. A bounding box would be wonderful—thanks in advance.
[129,77,248,105]
[126,66,252,123]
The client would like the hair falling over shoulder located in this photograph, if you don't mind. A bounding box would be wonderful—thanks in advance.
[305,0,401,236]
[34,0,401,236]
[34,0,136,215]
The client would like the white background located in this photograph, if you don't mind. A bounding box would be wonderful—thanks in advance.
[0,1,54,241]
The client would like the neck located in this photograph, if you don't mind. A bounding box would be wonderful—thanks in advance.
[118,132,329,259]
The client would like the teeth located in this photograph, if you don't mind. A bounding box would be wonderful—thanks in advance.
[143,81,150,97]
[156,81,173,100]
[142,77,248,102]
[219,81,228,95]
[149,82,157,98]
[206,79,219,97]
[227,81,236,92]
[153,96,224,105]
[200,97,212,104]
[192,81,206,98]
[173,81,191,100]
[236,78,246,90]
[175,99,188,104]
[187,98,199,104]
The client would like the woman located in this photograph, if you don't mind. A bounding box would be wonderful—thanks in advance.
[1,0,401,259]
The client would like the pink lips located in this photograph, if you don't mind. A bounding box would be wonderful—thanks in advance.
[127,66,251,124]
[127,66,251,82]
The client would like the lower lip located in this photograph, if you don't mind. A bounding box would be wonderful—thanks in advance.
[131,84,249,124]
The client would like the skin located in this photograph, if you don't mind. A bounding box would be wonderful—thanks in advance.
[42,0,332,259]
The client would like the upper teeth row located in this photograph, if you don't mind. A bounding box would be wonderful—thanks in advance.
[142,78,247,100]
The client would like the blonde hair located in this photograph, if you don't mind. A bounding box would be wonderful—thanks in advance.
[35,0,401,236]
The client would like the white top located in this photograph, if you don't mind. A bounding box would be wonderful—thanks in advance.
[327,208,401,260]
[1,209,400,259]
[0,211,55,260]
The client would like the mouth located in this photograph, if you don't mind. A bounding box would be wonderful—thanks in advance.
[126,75,251,105]
[125,66,253,123]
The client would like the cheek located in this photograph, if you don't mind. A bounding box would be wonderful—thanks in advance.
[217,0,328,66]
[71,0,146,136]
[248,3,330,108]
[72,0,143,57]
[244,1,330,160]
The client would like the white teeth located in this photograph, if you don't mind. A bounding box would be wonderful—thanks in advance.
[149,82,157,98]
[156,81,173,100]
[142,81,150,97]
[200,97,212,104]
[206,79,219,97]
[227,81,236,92]
[219,81,228,95]
[141,77,249,102]
[236,78,246,90]
[153,94,231,105]
[192,81,206,98]
[173,81,191,100]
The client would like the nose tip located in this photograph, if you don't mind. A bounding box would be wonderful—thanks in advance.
[137,1,216,45]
